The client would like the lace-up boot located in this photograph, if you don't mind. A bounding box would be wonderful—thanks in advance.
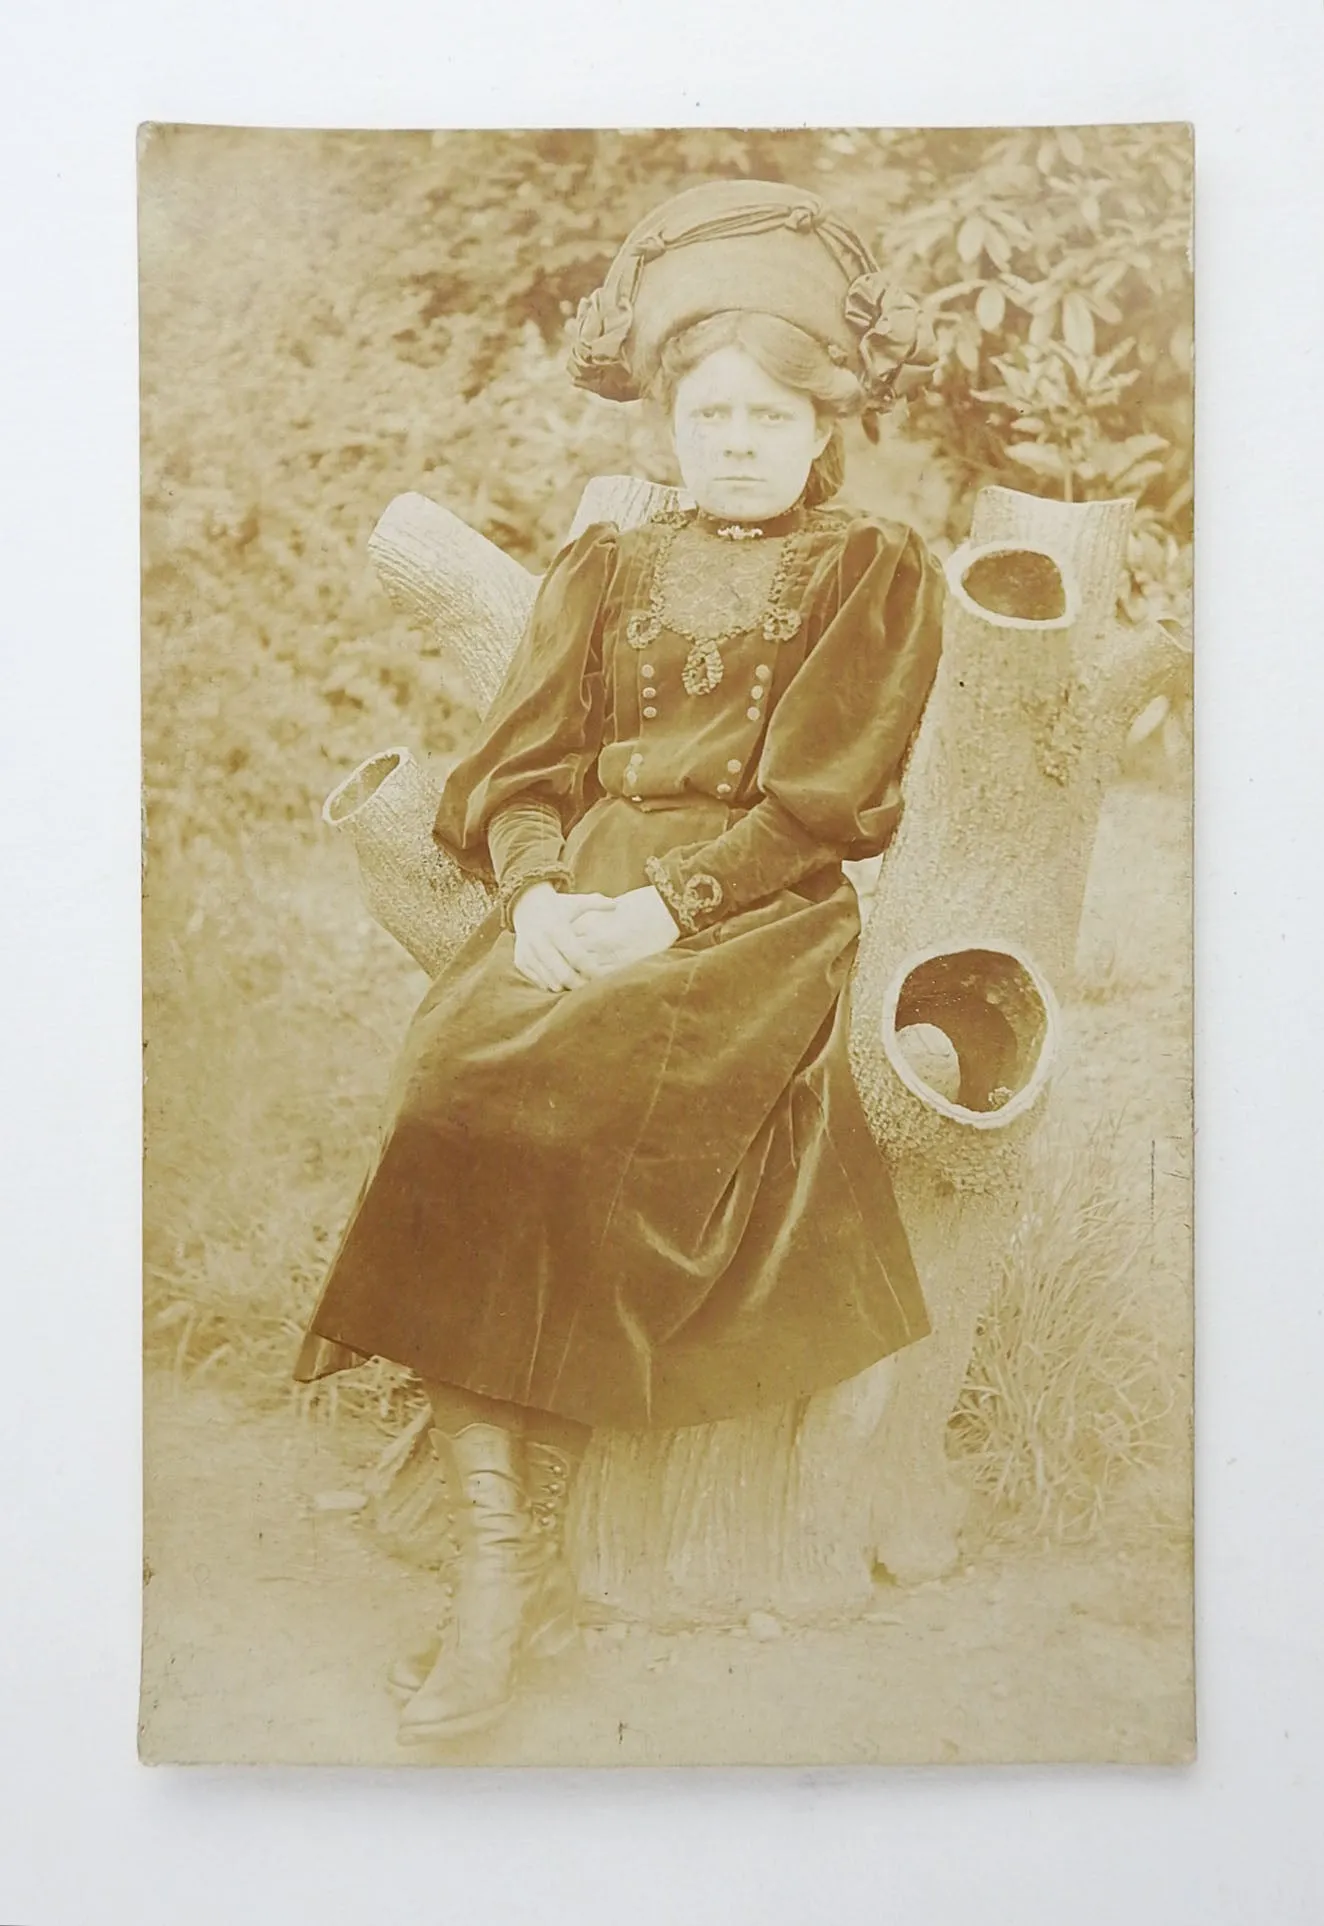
[388,1429,583,1703]
[395,1421,545,1744]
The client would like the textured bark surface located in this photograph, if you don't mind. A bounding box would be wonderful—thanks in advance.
[846,498,1131,1583]
[970,488,1132,641]
[569,1387,890,1625]
[330,478,1142,1619]
[368,492,538,710]
[566,473,685,542]
[323,748,492,979]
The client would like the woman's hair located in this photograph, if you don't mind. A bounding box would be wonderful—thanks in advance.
[650,311,866,508]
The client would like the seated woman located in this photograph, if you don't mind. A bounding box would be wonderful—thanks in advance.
[295,178,946,1745]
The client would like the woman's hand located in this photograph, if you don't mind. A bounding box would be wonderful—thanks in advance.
[510,882,615,993]
[569,886,681,977]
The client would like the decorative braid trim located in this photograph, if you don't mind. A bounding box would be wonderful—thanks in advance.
[496,863,574,930]
[644,856,724,934]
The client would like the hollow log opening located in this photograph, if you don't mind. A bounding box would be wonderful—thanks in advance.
[887,945,1055,1122]
[959,547,1068,623]
[323,749,403,824]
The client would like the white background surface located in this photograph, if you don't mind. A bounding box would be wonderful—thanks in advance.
[2,2,1322,1921]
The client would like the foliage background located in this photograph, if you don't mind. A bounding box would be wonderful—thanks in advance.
[141,124,1192,844]
[140,126,1192,1544]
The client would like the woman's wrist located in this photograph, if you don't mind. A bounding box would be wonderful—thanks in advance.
[499,867,572,931]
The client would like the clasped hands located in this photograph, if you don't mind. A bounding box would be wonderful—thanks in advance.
[510,880,680,993]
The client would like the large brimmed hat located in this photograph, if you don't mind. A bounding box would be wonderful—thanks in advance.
[568,178,937,414]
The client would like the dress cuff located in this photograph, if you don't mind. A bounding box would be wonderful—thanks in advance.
[487,799,573,930]
[644,853,726,935]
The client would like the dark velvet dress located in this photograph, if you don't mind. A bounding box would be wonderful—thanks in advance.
[295,501,945,1430]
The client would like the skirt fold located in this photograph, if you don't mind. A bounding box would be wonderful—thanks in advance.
[297,795,929,1429]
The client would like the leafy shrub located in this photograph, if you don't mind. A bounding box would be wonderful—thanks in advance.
[871,124,1192,624]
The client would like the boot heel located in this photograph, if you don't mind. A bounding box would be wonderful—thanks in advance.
[388,1564,576,1701]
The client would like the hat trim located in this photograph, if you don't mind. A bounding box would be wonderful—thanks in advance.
[568,185,937,413]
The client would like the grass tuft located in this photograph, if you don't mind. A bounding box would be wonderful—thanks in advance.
[951,1117,1186,1545]
[143,824,427,1440]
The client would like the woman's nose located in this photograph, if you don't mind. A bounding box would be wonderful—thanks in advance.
[721,414,757,456]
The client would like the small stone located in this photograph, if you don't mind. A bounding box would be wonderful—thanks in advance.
[746,1610,782,1641]
[312,1490,367,1512]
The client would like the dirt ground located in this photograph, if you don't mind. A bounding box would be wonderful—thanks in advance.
[140,776,1193,1768]
[140,1373,1191,1769]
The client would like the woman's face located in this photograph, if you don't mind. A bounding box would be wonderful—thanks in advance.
[671,345,830,523]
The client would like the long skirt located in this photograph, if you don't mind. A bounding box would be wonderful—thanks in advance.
[294,793,930,1430]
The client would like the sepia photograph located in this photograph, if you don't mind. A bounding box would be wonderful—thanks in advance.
[138,123,1195,1766]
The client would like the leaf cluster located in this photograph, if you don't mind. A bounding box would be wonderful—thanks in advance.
[871,125,1192,623]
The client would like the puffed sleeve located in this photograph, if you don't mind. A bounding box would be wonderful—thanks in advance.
[430,522,617,900]
[644,519,944,934]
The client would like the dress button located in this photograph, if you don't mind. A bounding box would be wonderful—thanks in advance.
[642,686,657,699]
[755,664,772,680]
[746,706,762,721]
[726,758,742,773]
[750,686,765,701]
[640,662,655,676]
[716,782,732,796]
[643,705,658,719]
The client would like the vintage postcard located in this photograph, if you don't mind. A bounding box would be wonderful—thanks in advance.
[139,124,1194,1765]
